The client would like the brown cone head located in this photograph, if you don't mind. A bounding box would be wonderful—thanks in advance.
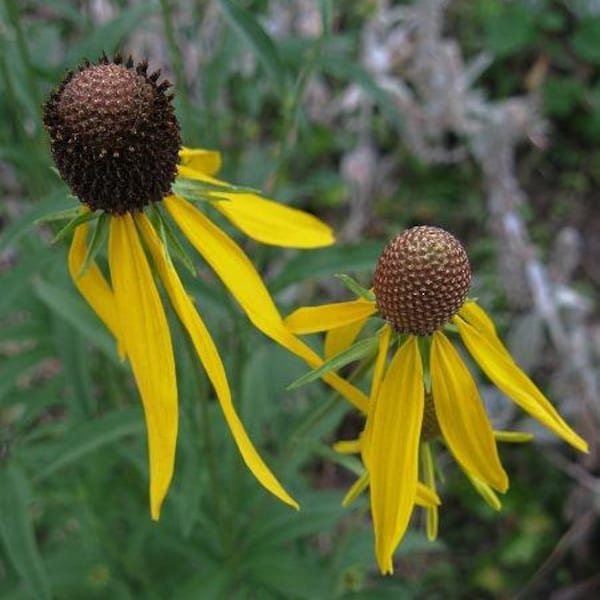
[43,55,181,214]
[373,226,471,335]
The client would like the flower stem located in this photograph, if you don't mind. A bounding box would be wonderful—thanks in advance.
[182,333,223,532]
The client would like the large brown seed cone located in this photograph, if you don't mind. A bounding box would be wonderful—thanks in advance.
[373,226,471,335]
[43,55,181,214]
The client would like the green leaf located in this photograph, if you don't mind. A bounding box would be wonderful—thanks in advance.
[65,3,156,65]
[308,440,364,477]
[150,205,196,277]
[334,273,375,301]
[271,241,381,292]
[245,490,345,550]
[0,192,70,254]
[34,204,81,225]
[33,279,118,361]
[216,0,287,92]
[33,407,143,481]
[485,6,537,57]
[0,347,48,406]
[0,463,52,600]
[77,212,108,277]
[287,336,379,390]
[572,17,600,65]
[172,177,260,202]
[0,251,54,317]
[319,56,403,129]
[51,210,99,244]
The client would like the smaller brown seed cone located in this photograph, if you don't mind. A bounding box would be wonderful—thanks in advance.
[373,226,471,335]
[43,55,181,214]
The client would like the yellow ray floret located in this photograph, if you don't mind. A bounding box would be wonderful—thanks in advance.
[455,303,588,453]
[430,331,508,492]
[341,472,440,510]
[179,147,222,175]
[361,325,392,467]
[108,215,178,520]
[176,163,334,248]
[324,318,369,360]
[369,336,424,575]
[211,193,334,249]
[136,214,298,509]
[68,219,121,347]
[165,195,369,413]
[284,298,377,334]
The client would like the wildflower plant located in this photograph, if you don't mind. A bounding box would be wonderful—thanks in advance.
[284,225,588,574]
[40,54,365,519]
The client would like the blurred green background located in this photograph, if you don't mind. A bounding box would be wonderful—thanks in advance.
[1,0,598,598]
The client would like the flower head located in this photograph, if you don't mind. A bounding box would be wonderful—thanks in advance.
[44,54,180,213]
[374,226,471,335]
[43,55,352,519]
[284,225,588,574]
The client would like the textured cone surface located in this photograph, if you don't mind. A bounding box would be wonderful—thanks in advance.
[374,226,471,335]
[43,56,181,214]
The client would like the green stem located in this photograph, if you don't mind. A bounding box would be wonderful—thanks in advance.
[182,333,223,534]
[264,22,328,193]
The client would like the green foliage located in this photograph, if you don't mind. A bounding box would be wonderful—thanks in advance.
[0,0,595,597]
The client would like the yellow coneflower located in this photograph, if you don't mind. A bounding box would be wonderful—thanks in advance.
[42,54,363,519]
[284,225,588,574]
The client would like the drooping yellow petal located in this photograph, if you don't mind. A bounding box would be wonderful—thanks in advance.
[177,164,226,187]
[333,439,362,454]
[68,220,120,345]
[177,163,335,248]
[468,475,502,511]
[108,215,178,520]
[368,336,424,575]
[459,300,497,337]
[431,331,508,492]
[494,431,534,443]
[211,194,335,249]
[284,298,376,334]
[179,147,222,175]
[421,443,438,541]
[342,473,440,509]
[454,307,588,453]
[361,325,392,468]
[325,317,369,360]
[136,214,298,509]
[342,473,369,507]
[415,482,441,508]
[165,195,369,413]
[285,300,376,335]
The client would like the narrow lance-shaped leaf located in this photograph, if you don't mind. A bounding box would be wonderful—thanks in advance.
[287,335,379,390]
[334,273,375,301]
[0,464,51,600]
[216,0,287,92]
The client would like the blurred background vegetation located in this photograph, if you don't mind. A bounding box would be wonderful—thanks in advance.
[1,0,599,598]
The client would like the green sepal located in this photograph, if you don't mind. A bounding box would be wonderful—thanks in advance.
[51,210,100,244]
[150,205,196,277]
[418,335,432,393]
[34,204,82,226]
[172,177,261,204]
[334,273,375,301]
[287,335,379,390]
[78,213,109,278]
